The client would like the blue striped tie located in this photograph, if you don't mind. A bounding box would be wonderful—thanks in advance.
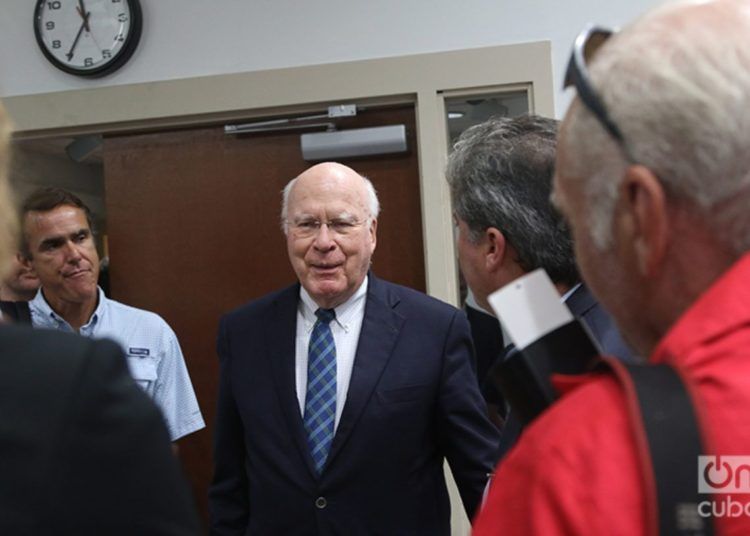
[304,308,337,474]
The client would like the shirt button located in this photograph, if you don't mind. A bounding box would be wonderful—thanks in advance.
[315,496,327,509]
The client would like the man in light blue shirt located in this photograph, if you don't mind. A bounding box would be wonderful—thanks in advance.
[20,187,204,442]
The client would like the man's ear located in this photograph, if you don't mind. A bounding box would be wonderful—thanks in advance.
[484,227,507,272]
[619,165,668,277]
[368,218,377,251]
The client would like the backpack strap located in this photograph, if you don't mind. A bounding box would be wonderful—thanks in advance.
[604,358,714,536]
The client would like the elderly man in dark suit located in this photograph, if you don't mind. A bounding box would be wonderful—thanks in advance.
[209,162,499,535]
[446,115,634,457]
[0,103,199,534]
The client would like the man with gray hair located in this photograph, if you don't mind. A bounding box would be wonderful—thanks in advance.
[475,0,750,534]
[447,114,632,455]
[210,162,499,535]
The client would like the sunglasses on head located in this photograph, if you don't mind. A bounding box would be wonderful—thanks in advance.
[563,25,636,163]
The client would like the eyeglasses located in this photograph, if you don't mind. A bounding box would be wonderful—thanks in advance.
[563,25,636,163]
[288,217,369,239]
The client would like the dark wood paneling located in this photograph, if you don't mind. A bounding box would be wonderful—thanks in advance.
[101,105,424,529]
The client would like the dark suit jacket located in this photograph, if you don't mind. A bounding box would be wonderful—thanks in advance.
[209,276,500,535]
[465,304,504,387]
[0,324,199,536]
[566,283,634,363]
[0,300,31,324]
[493,283,635,459]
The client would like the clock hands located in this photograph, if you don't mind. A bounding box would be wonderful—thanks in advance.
[77,0,90,33]
[66,6,91,61]
[78,1,105,51]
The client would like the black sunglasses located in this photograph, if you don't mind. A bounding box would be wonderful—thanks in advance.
[563,25,636,162]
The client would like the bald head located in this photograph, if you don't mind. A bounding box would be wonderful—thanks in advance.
[281,163,380,234]
[282,162,379,309]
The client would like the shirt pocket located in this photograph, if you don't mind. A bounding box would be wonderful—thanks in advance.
[126,356,158,391]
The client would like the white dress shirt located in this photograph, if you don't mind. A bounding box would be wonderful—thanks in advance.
[295,276,368,431]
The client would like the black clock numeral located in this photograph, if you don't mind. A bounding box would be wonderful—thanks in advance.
[84,57,94,67]
[116,33,125,42]
[102,49,112,59]
[45,21,55,30]
[118,13,128,22]
[47,1,61,9]
[52,40,61,49]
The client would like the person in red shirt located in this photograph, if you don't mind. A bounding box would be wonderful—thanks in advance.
[474,0,750,534]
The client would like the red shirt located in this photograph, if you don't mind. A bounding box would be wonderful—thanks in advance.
[473,254,750,536]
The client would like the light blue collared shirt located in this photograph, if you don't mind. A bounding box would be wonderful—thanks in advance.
[29,287,205,441]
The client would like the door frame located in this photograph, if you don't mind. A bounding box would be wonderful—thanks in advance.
[5,41,554,305]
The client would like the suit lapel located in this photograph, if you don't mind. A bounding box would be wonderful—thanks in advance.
[325,276,404,469]
[263,284,319,479]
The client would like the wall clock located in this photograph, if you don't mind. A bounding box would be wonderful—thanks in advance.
[34,0,143,77]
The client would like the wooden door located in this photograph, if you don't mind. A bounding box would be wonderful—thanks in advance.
[101,104,424,528]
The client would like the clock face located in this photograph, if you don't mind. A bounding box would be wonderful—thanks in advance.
[34,0,142,77]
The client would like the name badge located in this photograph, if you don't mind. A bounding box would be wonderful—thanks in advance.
[128,347,150,357]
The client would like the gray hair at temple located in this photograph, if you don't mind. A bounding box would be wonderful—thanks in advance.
[562,0,750,254]
[0,101,18,279]
[446,114,579,287]
[279,167,381,234]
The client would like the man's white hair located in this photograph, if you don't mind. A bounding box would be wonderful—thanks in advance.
[279,170,381,234]
[564,0,750,254]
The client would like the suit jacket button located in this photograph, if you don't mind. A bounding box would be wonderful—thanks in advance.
[315,496,327,509]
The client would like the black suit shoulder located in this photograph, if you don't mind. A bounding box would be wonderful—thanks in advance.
[0,324,199,536]
[565,284,635,362]
[0,324,114,398]
[369,276,463,319]
[0,300,31,323]
[222,283,299,325]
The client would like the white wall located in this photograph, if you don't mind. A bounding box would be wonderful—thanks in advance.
[3,0,663,116]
